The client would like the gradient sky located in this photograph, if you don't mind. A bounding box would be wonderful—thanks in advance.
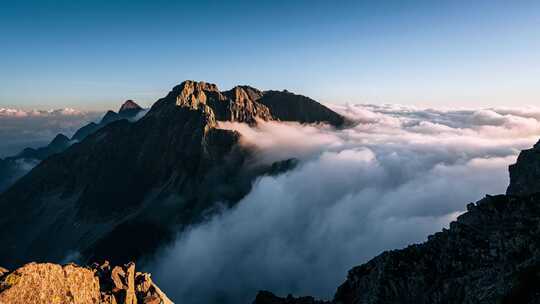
[1,0,539,110]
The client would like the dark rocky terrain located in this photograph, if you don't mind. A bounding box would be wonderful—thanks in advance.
[0,80,345,269]
[0,100,144,193]
[254,140,540,303]
[0,261,172,304]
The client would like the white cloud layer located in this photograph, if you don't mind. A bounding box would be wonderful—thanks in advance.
[0,107,85,117]
[151,104,540,304]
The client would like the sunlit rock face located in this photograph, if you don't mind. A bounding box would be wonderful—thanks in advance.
[165,80,347,126]
[166,80,273,124]
[254,140,540,304]
[0,262,172,304]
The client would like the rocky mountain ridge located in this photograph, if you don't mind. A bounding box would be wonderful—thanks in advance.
[159,80,346,126]
[0,81,346,269]
[254,140,540,304]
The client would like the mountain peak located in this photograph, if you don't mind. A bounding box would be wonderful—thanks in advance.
[49,134,69,147]
[173,80,222,110]
[100,110,119,124]
[162,80,346,126]
[173,80,220,93]
[223,86,264,105]
[155,80,270,123]
[118,100,142,113]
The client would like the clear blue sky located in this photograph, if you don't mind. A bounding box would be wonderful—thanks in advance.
[1,0,539,110]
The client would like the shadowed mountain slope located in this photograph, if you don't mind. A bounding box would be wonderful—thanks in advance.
[258,90,346,126]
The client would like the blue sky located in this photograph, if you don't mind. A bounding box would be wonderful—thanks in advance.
[0,0,539,110]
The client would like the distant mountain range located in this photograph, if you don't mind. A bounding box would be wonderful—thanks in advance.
[0,81,347,268]
[0,100,144,193]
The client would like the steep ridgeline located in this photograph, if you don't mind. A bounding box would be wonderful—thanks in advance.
[0,80,345,269]
[0,100,144,193]
[254,140,540,304]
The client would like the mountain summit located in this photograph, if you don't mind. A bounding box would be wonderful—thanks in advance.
[119,99,142,113]
[159,80,347,126]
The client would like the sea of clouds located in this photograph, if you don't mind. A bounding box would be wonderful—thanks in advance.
[0,108,102,157]
[150,104,540,304]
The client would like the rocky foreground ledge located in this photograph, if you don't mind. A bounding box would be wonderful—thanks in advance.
[0,262,172,304]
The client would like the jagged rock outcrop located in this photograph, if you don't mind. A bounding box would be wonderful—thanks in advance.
[0,81,345,270]
[0,262,172,304]
[164,80,346,126]
[253,139,540,304]
[507,140,540,196]
[167,80,273,123]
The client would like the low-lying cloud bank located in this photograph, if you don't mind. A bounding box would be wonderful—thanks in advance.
[0,108,102,157]
[152,104,539,303]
